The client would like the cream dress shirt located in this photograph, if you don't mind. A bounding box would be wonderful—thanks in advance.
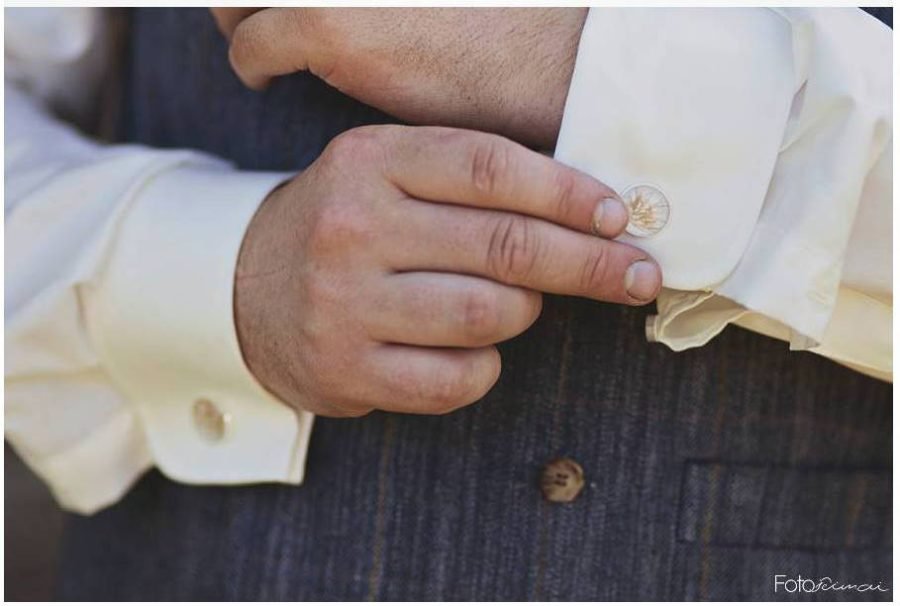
[5,8,892,514]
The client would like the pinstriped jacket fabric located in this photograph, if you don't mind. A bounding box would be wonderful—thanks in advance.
[57,8,892,601]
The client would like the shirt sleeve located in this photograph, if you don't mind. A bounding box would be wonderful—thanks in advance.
[555,7,892,381]
[5,8,314,515]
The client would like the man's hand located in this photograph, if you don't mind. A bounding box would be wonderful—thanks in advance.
[235,125,660,417]
[211,8,587,149]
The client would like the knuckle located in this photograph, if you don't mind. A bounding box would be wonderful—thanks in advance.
[460,288,501,341]
[392,366,454,413]
[430,353,499,415]
[486,215,540,283]
[322,125,390,168]
[413,350,500,415]
[579,245,613,294]
[551,168,579,222]
[307,202,369,253]
[469,138,513,197]
[428,373,468,413]
[297,298,349,373]
[396,363,466,415]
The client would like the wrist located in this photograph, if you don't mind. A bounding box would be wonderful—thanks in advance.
[234,177,301,408]
[513,8,588,149]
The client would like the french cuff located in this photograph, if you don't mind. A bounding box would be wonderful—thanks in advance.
[556,8,889,377]
[89,163,315,487]
[555,8,795,290]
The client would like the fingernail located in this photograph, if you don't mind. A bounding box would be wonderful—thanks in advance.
[591,197,629,237]
[624,260,660,301]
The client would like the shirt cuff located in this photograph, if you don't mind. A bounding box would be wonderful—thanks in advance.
[556,8,794,291]
[555,8,890,370]
[87,162,315,487]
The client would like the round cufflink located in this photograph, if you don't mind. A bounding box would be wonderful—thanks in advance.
[192,398,230,442]
[621,184,670,237]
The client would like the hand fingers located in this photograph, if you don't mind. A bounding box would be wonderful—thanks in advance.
[210,8,263,40]
[388,200,662,305]
[383,126,630,239]
[359,344,501,415]
[227,8,323,90]
[368,272,542,347]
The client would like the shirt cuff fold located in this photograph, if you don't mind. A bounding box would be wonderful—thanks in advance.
[19,408,153,515]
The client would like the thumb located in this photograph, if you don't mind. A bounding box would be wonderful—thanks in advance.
[228,8,320,90]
